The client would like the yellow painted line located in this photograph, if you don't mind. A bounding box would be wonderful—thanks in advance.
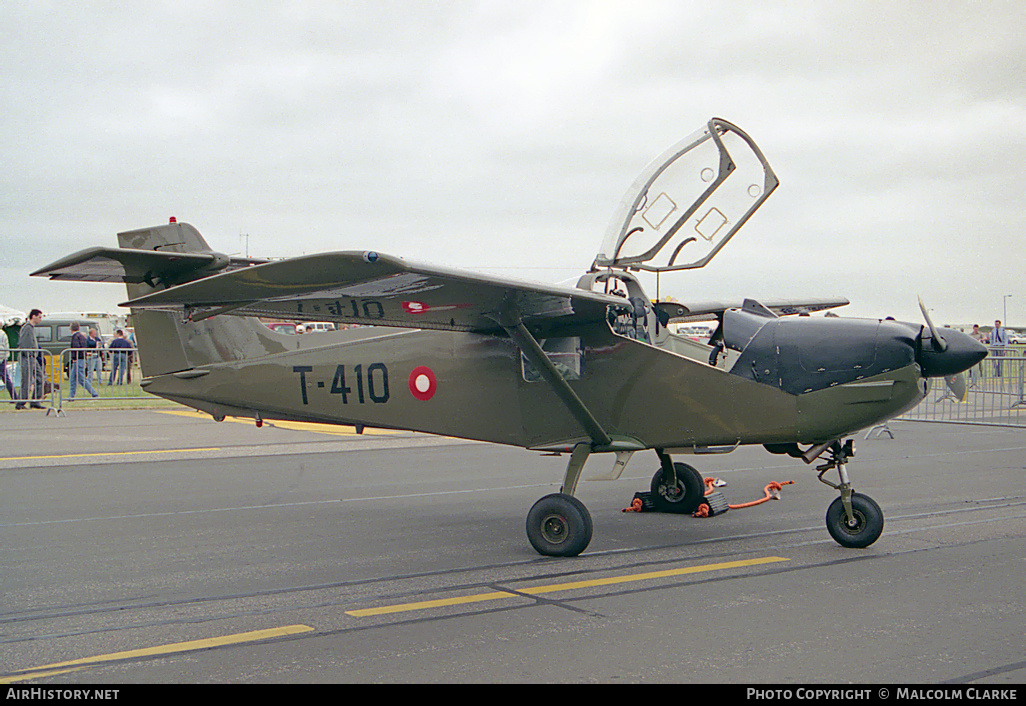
[346,556,789,617]
[0,448,221,462]
[0,667,84,684]
[4,625,313,681]
[159,409,396,436]
[518,556,789,594]
[347,591,516,617]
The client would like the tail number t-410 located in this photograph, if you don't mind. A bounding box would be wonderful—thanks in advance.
[292,364,390,405]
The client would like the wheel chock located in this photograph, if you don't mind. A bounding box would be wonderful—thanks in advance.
[694,489,730,517]
[623,491,655,512]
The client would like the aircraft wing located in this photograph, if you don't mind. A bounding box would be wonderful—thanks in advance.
[656,297,849,324]
[31,247,268,286]
[111,251,624,334]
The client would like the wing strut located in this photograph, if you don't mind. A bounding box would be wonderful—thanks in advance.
[503,321,612,449]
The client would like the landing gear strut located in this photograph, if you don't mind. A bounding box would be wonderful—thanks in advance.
[813,440,884,548]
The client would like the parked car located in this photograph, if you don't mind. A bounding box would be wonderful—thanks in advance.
[264,321,299,334]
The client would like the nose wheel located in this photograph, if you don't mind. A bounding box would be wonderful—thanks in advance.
[813,439,884,548]
[825,493,883,548]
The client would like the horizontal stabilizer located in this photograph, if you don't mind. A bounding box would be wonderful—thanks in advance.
[31,247,267,287]
[117,251,623,334]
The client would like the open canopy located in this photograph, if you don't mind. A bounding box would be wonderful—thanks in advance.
[592,118,778,273]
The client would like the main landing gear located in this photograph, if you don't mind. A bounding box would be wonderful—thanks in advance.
[650,451,705,514]
[527,444,595,557]
[526,493,594,557]
[525,449,707,556]
[525,446,709,557]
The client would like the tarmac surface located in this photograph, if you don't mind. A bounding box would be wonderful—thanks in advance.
[1,408,1024,685]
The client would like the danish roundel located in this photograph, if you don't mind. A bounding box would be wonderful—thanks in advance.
[408,366,437,401]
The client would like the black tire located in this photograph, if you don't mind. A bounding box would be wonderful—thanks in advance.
[526,493,593,557]
[650,462,705,514]
[825,493,884,548]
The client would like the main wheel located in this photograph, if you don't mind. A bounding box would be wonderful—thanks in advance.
[650,462,705,514]
[526,493,593,557]
[826,493,884,548]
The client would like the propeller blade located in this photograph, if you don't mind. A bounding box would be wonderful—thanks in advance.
[945,373,967,401]
[918,297,948,353]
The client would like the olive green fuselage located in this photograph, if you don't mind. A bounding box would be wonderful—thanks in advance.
[140,318,926,451]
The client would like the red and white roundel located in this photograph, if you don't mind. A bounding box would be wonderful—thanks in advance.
[402,301,429,314]
[408,366,437,401]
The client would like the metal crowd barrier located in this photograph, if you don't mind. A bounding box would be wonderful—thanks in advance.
[899,347,1026,428]
[1,346,145,415]
[1,346,59,413]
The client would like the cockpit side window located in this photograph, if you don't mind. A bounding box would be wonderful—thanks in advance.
[521,337,583,383]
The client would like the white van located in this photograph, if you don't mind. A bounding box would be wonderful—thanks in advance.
[301,322,336,333]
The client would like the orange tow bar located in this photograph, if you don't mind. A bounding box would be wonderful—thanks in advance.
[692,479,794,517]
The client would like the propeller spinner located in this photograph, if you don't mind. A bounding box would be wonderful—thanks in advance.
[915,298,987,393]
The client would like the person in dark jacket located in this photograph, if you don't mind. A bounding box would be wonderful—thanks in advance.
[68,322,99,400]
[107,329,133,385]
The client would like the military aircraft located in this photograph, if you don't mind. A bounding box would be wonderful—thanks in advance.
[33,118,986,557]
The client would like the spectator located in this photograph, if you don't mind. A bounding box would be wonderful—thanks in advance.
[68,322,99,400]
[107,329,133,385]
[15,309,45,409]
[86,327,103,386]
[991,319,1008,377]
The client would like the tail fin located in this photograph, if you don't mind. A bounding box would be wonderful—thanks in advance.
[117,220,222,301]
[113,221,288,377]
[117,220,217,255]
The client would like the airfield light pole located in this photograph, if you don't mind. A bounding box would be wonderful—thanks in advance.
[1004,294,1012,325]
[240,233,250,258]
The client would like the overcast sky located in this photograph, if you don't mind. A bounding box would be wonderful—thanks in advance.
[3,1,1024,327]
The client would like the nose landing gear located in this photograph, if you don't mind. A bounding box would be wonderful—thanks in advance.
[812,440,884,548]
